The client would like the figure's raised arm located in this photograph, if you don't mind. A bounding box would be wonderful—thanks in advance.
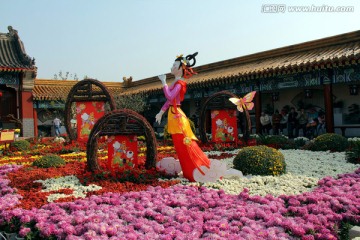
[163,83,181,102]
[158,74,167,86]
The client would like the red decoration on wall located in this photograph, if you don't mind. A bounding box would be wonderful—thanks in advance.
[76,101,105,142]
[107,135,138,170]
[211,110,238,142]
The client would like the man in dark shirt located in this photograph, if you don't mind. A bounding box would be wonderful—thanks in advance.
[287,107,298,138]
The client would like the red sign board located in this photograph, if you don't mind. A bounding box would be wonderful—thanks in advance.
[211,110,238,142]
[76,101,105,142]
[107,135,138,169]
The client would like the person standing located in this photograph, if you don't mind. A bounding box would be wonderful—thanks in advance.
[272,110,282,135]
[279,109,288,135]
[287,107,298,138]
[260,111,272,135]
[297,108,308,137]
[317,112,326,135]
[53,117,61,137]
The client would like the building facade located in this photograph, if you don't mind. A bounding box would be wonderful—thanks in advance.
[2,26,359,137]
[121,30,360,137]
[0,26,37,137]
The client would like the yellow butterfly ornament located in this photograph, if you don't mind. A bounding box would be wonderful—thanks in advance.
[229,91,256,112]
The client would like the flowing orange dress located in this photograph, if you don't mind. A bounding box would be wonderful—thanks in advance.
[161,80,210,182]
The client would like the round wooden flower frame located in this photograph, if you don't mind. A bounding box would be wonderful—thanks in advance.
[199,90,251,143]
[87,109,157,171]
[64,79,116,140]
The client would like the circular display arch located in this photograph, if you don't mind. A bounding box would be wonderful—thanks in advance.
[87,109,157,171]
[64,78,116,140]
[199,90,251,143]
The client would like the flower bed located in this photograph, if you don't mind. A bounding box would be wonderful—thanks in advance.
[0,140,360,239]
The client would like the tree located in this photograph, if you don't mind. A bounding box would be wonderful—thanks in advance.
[53,71,79,80]
[115,93,149,113]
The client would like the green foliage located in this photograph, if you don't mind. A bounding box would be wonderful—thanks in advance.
[32,154,65,168]
[257,135,295,149]
[280,141,297,150]
[53,70,78,80]
[115,93,149,113]
[311,133,349,152]
[0,217,21,233]
[294,137,309,149]
[338,221,353,240]
[137,135,146,141]
[11,140,30,151]
[233,145,286,176]
[346,141,360,164]
[262,135,289,145]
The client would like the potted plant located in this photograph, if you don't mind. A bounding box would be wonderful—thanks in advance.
[14,129,20,139]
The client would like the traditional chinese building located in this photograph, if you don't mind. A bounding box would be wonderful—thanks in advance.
[0,26,37,137]
[121,30,360,137]
[32,79,123,137]
[2,26,359,137]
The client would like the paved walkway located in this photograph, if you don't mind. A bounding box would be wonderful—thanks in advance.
[350,226,360,239]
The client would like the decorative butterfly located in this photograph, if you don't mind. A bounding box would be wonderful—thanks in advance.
[229,91,256,112]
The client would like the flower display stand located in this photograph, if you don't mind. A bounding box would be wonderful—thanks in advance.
[211,109,238,143]
[64,79,116,141]
[0,130,15,149]
[107,135,138,169]
[87,109,157,171]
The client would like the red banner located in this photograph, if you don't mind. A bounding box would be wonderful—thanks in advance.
[211,110,238,142]
[76,101,105,142]
[107,135,138,169]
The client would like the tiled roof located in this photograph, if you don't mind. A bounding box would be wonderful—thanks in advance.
[122,30,360,95]
[33,79,123,100]
[0,26,36,72]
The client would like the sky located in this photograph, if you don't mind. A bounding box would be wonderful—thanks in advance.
[1,0,359,82]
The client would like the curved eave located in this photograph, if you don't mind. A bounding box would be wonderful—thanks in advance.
[0,67,36,72]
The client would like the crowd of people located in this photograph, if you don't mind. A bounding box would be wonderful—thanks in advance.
[260,107,326,139]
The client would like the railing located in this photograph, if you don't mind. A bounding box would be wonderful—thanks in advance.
[334,125,360,136]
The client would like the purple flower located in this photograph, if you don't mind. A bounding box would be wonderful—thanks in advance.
[19,227,31,237]
[63,224,76,235]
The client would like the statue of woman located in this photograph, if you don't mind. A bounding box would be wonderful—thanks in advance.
[155,53,228,182]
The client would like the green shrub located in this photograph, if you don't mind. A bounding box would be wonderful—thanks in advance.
[233,145,286,176]
[311,133,349,152]
[263,135,289,145]
[32,154,65,168]
[294,137,309,149]
[346,141,360,164]
[348,138,360,149]
[257,135,295,149]
[11,140,30,151]
[280,141,297,150]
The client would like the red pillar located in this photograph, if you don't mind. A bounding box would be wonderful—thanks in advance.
[255,91,262,134]
[33,108,38,138]
[20,91,35,137]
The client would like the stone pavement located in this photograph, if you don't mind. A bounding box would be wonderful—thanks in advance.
[349,226,360,239]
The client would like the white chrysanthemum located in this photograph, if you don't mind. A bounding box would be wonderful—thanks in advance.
[34,175,102,202]
[169,149,360,197]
